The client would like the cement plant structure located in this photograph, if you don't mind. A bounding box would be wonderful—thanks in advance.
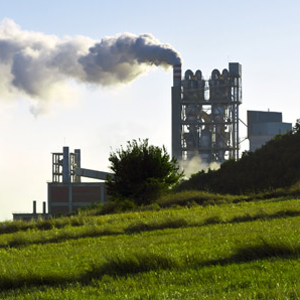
[48,147,112,215]
[13,147,113,220]
[172,63,242,166]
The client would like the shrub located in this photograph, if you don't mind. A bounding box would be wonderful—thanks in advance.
[106,139,183,205]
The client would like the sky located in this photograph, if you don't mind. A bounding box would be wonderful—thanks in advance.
[0,0,299,221]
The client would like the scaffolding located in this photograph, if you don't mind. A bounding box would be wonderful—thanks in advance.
[172,62,242,165]
[52,147,81,183]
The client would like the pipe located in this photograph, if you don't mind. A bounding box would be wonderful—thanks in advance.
[63,146,70,183]
[74,149,81,168]
[222,69,229,79]
[74,167,114,180]
[33,200,37,214]
[195,70,202,80]
[43,201,46,214]
[184,69,193,80]
[74,149,81,183]
[211,69,220,80]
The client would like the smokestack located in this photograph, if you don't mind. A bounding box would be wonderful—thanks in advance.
[33,200,36,214]
[173,64,182,87]
[171,64,182,161]
[63,146,70,183]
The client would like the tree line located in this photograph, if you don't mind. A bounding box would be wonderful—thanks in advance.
[179,121,300,194]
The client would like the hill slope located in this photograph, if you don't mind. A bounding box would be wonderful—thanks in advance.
[179,128,300,194]
[1,197,300,299]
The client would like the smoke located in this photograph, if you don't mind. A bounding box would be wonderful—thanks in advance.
[0,18,182,106]
[180,156,220,179]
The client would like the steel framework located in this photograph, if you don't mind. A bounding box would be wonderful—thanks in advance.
[172,63,242,165]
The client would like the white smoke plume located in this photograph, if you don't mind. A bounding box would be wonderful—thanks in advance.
[0,18,182,102]
[180,156,220,179]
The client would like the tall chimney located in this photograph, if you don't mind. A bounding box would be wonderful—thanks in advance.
[173,64,182,87]
[63,146,70,183]
[33,200,37,214]
[43,201,46,214]
[171,64,182,161]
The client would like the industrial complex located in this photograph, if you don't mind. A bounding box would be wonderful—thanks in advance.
[13,147,112,220]
[172,63,242,166]
[13,63,293,220]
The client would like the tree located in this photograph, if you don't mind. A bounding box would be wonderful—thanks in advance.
[293,118,300,134]
[106,139,183,205]
[178,119,300,194]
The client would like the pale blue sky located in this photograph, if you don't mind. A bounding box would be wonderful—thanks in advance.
[0,0,299,220]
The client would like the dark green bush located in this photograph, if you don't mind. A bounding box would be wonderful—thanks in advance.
[106,139,183,205]
[179,128,300,194]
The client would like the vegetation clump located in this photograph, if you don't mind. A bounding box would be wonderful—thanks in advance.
[179,122,300,194]
[106,139,183,206]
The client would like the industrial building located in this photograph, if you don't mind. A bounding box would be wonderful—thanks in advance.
[13,147,112,220]
[48,147,112,216]
[13,63,295,221]
[13,200,49,221]
[172,63,242,167]
[247,110,292,152]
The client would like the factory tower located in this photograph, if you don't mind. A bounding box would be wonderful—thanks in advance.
[172,63,242,167]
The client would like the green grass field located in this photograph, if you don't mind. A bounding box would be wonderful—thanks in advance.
[1,195,300,299]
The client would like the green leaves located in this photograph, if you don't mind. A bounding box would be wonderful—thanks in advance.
[180,122,300,194]
[106,139,183,205]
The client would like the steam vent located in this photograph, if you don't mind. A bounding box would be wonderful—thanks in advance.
[172,63,242,168]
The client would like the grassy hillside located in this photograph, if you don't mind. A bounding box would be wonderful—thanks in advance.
[1,194,300,299]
